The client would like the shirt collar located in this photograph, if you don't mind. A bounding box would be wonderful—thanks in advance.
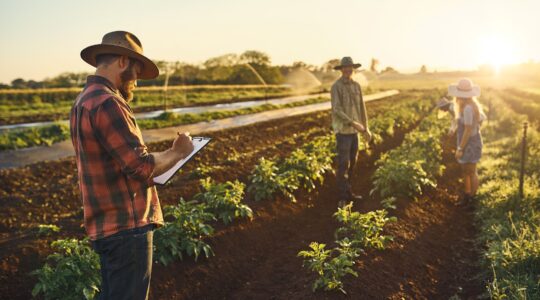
[86,75,120,94]
[340,76,354,84]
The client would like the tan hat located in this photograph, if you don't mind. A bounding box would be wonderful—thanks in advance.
[448,78,481,98]
[81,31,159,79]
[333,56,362,70]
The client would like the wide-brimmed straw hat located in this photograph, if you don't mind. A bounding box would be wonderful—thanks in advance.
[81,31,159,79]
[333,56,362,70]
[448,78,481,98]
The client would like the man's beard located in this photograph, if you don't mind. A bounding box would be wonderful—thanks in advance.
[119,61,137,102]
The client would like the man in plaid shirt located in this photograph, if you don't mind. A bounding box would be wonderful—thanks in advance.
[71,31,194,300]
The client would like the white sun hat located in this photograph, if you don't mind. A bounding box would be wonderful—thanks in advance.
[448,78,481,98]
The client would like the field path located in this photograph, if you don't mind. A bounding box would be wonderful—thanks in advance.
[0,90,398,168]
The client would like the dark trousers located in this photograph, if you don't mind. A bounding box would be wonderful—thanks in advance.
[336,133,359,200]
[92,224,155,300]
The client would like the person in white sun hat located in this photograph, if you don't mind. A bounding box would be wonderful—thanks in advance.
[448,78,486,206]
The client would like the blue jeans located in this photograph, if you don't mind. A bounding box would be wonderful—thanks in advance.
[91,224,155,300]
[336,133,359,200]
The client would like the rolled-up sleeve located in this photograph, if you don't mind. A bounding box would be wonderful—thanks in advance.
[92,98,155,184]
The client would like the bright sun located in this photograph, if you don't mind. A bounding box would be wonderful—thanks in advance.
[478,35,518,73]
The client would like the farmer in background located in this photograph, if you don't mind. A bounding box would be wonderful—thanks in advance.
[330,56,372,207]
[71,31,194,299]
[448,78,486,206]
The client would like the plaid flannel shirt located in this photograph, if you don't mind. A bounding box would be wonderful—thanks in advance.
[70,75,163,240]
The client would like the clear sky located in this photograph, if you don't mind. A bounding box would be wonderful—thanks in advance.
[1,0,539,83]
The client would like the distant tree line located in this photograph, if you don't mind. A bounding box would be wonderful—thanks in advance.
[148,50,283,86]
[3,73,89,89]
[0,51,412,89]
[2,50,295,89]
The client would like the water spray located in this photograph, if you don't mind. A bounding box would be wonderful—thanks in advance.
[244,63,268,99]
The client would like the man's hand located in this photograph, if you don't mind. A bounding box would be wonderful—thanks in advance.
[362,129,372,142]
[351,121,365,133]
[151,132,195,177]
[172,132,194,159]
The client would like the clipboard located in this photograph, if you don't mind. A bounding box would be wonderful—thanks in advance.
[153,137,211,185]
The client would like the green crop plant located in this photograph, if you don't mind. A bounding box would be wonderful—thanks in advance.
[334,203,396,250]
[194,178,252,224]
[247,135,335,202]
[297,238,359,294]
[371,157,436,201]
[248,157,290,201]
[299,202,396,294]
[36,224,61,236]
[32,239,101,300]
[154,199,215,265]
[0,123,69,151]
[370,113,446,206]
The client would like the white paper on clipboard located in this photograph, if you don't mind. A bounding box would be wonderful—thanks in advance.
[153,137,211,185]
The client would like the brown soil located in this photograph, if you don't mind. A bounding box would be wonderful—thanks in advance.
[0,109,333,299]
[0,95,484,299]
[148,118,484,300]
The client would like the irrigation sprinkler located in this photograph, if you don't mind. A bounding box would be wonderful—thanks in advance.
[162,61,180,112]
[163,64,170,112]
[244,63,268,99]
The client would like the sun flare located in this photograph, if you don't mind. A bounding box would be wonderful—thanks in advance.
[478,35,518,73]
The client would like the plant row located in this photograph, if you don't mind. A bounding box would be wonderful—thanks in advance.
[473,91,540,299]
[32,178,253,299]
[0,86,290,124]
[0,96,327,151]
[500,89,540,128]
[0,123,69,151]
[296,94,440,294]
[248,93,435,204]
[370,110,448,209]
[30,92,435,299]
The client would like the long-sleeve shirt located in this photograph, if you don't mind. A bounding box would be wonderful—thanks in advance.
[70,75,163,240]
[330,77,368,134]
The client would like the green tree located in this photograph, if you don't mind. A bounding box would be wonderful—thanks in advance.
[239,50,270,66]
[204,53,239,68]
[11,78,27,89]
